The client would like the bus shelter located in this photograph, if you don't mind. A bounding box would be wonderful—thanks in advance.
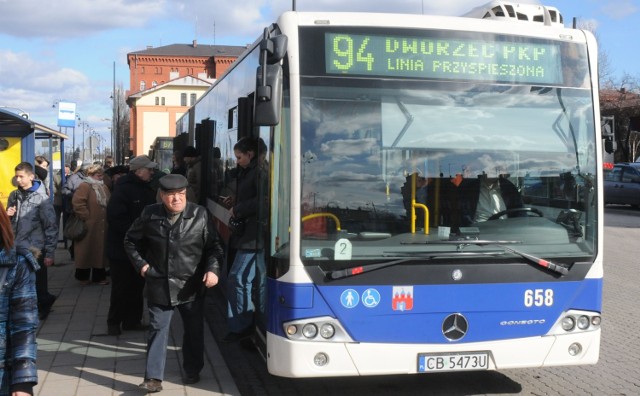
[0,108,68,207]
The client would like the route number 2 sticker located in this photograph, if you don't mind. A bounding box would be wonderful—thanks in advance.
[334,238,352,260]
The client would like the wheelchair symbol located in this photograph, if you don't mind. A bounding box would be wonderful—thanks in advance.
[362,288,380,308]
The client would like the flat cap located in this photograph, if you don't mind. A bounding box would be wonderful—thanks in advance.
[105,165,129,177]
[129,155,157,171]
[183,146,199,158]
[159,174,188,191]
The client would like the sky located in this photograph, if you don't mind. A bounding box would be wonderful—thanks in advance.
[0,0,638,152]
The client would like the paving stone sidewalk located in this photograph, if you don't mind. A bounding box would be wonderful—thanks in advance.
[33,246,240,396]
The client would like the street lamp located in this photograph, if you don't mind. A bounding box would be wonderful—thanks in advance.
[90,131,107,162]
[77,121,91,163]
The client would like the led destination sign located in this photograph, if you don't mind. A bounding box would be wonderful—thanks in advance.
[325,32,563,84]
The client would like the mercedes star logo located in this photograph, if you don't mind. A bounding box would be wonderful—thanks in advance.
[442,313,469,341]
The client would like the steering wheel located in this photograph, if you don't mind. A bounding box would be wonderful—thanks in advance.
[487,207,544,221]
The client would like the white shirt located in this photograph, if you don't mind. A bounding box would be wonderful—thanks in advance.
[474,179,506,222]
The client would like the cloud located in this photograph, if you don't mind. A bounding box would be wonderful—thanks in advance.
[169,0,488,42]
[0,0,166,39]
[0,49,93,116]
[600,0,639,20]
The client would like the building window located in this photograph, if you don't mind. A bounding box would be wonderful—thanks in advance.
[152,81,157,87]
[190,93,197,106]
[161,97,165,106]
[140,81,146,91]
[155,97,159,105]
[155,67,161,74]
[181,93,187,106]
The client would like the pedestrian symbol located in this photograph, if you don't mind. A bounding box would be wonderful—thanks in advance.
[340,289,359,308]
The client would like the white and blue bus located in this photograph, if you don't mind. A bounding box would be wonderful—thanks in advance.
[178,1,603,378]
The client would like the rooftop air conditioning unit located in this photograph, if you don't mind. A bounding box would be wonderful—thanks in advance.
[462,1,564,27]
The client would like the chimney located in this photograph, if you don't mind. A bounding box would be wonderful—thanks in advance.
[193,39,197,48]
[146,45,153,49]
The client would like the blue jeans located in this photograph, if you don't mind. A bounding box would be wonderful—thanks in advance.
[227,249,265,332]
[145,299,204,381]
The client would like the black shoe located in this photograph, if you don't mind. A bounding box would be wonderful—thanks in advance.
[122,322,149,331]
[138,379,162,392]
[182,373,200,384]
[38,295,56,320]
[222,329,253,343]
[107,324,121,336]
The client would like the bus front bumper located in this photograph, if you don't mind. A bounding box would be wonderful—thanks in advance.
[266,329,600,378]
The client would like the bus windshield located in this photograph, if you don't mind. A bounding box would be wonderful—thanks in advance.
[298,78,597,265]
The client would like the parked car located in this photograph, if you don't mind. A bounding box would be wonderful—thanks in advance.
[604,163,640,207]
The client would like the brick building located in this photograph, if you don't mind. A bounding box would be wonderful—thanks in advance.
[126,40,247,156]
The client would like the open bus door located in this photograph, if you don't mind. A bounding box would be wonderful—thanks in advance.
[194,120,215,206]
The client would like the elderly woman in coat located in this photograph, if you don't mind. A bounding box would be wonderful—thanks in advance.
[72,163,111,285]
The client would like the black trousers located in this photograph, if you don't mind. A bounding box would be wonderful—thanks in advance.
[36,253,55,306]
[107,259,145,327]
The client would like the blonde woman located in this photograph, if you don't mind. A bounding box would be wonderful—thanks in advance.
[72,164,111,284]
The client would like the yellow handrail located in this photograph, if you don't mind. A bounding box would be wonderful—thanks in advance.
[302,212,342,231]
[409,173,429,234]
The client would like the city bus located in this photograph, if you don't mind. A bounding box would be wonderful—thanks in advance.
[177,1,603,377]
[148,136,174,174]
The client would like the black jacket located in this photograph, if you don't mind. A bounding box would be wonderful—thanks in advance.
[230,159,267,250]
[124,202,223,306]
[105,172,157,261]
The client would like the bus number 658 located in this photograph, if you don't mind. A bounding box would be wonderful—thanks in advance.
[524,289,553,307]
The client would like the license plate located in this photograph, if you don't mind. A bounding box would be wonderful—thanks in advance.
[418,352,489,372]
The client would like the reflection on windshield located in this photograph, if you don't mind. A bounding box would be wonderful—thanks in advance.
[299,81,597,263]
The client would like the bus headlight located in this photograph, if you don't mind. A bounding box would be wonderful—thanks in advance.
[282,316,352,342]
[561,316,575,331]
[286,325,298,336]
[314,352,329,367]
[568,342,582,356]
[302,324,318,338]
[577,315,590,330]
[548,310,601,335]
[320,323,335,339]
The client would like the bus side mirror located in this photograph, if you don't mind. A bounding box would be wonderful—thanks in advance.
[263,35,288,65]
[255,64,283,126]
[254,30,287,126]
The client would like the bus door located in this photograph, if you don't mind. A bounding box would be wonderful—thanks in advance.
[197,119,216,206]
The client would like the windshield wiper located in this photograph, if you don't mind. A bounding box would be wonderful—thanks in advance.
[326,240,568,280]
[326,258,416,280]
[326,251,505,280]
[496,244,569,275]
[449,240,569,275]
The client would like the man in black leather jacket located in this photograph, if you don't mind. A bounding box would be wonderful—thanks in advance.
[124,174,223,392]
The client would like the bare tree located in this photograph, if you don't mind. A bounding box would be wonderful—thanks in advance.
[576,20,614,87]
[628,131,640,162]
